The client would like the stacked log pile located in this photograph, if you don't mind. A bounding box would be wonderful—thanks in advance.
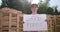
[47,15,60,32]
[0,7,23,32]
[47,15,55,32]
[55,15,60,32]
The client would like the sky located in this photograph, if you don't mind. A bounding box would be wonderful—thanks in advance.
[0,0,2,6]
[31,0,46,4]
[0,0,60,12]
[31,0,40,4]
[49,0,60,12]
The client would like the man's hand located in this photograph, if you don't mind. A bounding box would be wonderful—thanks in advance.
[45,19,49,25]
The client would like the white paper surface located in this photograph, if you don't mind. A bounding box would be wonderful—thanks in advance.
[23,14,48,31]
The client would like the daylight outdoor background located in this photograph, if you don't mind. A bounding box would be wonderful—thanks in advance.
[0,0,60,14]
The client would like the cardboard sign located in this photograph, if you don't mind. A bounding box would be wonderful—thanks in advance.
[23,14,48,31]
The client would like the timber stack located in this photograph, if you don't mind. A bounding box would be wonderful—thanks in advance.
[47,15,60,32]
[0,7,23,32]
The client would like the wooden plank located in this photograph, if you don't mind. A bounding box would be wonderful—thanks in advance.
[54,15,56,32]
[0,11,2,28]
[50,15,55,32]
[49,15,53,32]
[0,10,2,32]
[17,14,20,32]
[9,12,12,32]
[46,14,50,32]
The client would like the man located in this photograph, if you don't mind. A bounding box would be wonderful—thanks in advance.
[24,4,48,32]
[30,4,48,32]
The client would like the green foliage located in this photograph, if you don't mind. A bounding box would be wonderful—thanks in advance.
[38,3,48,14]
[7,0,23,10]
[38,6,53,14]
[38,0,60,15]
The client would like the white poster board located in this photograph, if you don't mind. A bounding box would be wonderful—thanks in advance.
[23,14,48,31]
